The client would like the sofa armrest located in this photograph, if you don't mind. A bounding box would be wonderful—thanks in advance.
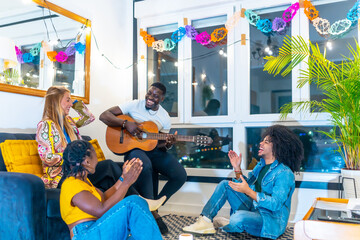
[0,172,46,240]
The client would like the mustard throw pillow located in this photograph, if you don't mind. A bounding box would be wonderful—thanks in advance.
[1,140,43,177]
[89,139,106,162]
[1,139,105,177]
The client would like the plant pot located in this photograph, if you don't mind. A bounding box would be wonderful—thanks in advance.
[341,169,360,198]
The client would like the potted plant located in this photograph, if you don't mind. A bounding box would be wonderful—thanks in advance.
[263,35,360,198]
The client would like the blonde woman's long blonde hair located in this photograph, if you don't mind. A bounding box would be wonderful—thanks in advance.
[42,86,77,146]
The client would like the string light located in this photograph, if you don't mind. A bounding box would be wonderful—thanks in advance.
[148,71,155,78]
[201,73,206,80]
[326,41,332,50]
[38,0,250,71]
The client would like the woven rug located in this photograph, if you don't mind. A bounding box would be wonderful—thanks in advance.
[161,214,294,240]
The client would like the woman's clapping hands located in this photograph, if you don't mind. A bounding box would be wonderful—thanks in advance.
[121,158,143,186]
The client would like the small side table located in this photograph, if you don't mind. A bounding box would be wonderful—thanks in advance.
[294,198,360,240]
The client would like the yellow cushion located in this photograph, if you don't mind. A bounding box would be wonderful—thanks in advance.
[1,140,43,177]
[1,139,106,177]
[89,139,106,162]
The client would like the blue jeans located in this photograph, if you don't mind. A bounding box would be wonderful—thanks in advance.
[201,180,263,237]
[72,195,162,240]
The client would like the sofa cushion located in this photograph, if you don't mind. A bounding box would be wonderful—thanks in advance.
[1,139,105,176]
[0,133,36,171]
[0,140,43,177]
[89,139,106,162]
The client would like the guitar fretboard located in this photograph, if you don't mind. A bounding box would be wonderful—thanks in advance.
[145,133,195,142]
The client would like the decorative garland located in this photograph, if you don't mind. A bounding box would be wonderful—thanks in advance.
[140,0,359,52]
[244,3,299,35]
[140,23,230,53]
[14,41,85,64]
[304,0,359,37]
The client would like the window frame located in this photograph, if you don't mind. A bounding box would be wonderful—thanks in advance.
[135,0,358,175]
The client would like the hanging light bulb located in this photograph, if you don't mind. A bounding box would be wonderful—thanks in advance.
[210,84,215,91]
[219,49,224,55]
[148,71,155,78]
[326,41,332,50]
[201,73,206,80]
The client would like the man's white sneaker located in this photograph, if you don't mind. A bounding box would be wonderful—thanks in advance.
[213,216,230,228]
[142,196,166,211]
[182,216,216,235]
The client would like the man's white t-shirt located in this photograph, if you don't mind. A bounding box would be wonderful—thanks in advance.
[119,99,171,133]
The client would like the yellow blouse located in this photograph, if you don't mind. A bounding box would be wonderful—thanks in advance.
[60,177,102,225]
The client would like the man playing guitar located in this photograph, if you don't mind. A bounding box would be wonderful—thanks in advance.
[99,82,187,234]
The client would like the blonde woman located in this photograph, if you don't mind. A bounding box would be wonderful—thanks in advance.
[36,86,96,188]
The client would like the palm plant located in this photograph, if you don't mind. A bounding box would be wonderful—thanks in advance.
[263,35,360,170]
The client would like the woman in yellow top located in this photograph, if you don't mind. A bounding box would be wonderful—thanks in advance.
[60,140,162,239]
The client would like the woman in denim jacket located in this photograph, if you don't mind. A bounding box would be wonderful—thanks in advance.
[183,125,303,239]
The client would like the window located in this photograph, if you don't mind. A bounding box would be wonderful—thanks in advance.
[191,16,228,117]
[169,127,233,169]
[20,43,40,88]
[147,24,179,117]
[246,126,344,172]
[309,0,359,110]
[136,1,354,173]
[250,7,292,114]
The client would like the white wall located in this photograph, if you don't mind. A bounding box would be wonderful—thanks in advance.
[0,0,134,160]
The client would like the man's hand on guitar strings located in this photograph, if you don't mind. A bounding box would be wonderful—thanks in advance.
[165,131,177,149]
[125,121,142,137]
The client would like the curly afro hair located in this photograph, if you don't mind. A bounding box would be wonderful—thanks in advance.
[262,125,304,172]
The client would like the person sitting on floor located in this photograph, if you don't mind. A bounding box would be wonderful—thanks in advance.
[60,140,163,240]
[183,124,303,239]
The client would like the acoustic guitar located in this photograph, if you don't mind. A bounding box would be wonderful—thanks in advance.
[105,115,213,154]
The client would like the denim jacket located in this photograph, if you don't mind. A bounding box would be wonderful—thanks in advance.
[236,159,295,239]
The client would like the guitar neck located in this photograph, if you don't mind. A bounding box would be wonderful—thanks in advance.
[145,133,195,142]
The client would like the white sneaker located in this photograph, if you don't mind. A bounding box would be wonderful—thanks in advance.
[213,216,230,228]
[143,196,166,211]
[182,216,216,235]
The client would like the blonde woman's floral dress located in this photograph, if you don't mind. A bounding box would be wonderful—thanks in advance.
[36,101,95,188]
